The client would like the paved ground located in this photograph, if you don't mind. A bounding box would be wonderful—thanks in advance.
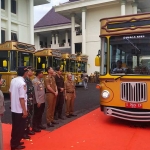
[2,83,100,131]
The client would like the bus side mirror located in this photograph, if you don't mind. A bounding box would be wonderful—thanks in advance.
[95,56,101,66]
[3,60,7,67]
[38,57,41,63]
[42,63,45,69]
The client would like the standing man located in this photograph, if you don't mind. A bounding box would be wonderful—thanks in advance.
[45,67,58,127]
[32,70,46,132]
[64,74,77,118]
[9,66,28,150]
[54,66,65,120]
[82,71,88,90]
[23,67,35,139]
[0,76,5,150]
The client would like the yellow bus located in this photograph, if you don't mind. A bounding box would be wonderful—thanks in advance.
[0,41,35,93]
[34,48,62,72]
[76,54,88,86]
[96,13,150,121]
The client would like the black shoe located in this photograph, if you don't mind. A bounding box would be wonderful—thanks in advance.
[58,116,65,120]
[19,142,24,146]
[32,127,41,132]
[11,145,25,150]
[38,124,46,130]
[47,123,54,127]
[23,134,30,139]
[51,121,59,124]
[70,114,77,117]
[28,130,35,135]
[66,115,71,118]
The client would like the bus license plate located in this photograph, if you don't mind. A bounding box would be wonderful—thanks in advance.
[125,103,142,108]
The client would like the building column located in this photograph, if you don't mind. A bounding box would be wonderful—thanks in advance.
[29,0,34,44]
[71,13,75,54]
[52,34,54,44]
[65,31,69,47]
[0,1,1,43]
[82,8,86,54]
[7,0,11,40]
[34,33,40,50]
[55,33,59,45]
[121,0,126,15]
[132,2,137,14]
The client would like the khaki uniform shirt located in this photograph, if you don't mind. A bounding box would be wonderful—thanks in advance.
[64,80,75,93]
[45,75,57,93]
[32,77,45,104]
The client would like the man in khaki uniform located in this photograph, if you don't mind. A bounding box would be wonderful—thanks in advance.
[45,67,58,127]
[0,76,5,150]
[64,74,77,118]
[32,69,46,132]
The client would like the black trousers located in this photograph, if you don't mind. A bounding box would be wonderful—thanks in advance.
[55,92,64,117]
[32,103,45,128]
[10,112,26,148]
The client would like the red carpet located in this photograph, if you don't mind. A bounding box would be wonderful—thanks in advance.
[3,109,150,150]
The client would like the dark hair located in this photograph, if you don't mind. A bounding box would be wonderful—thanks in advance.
[17,67,28,76]
[117,60,122,64]
[55,66,60,71]
[46,66,53,73]
[35,69,43,76]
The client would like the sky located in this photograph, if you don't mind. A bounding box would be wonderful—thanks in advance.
[34,0,69,24]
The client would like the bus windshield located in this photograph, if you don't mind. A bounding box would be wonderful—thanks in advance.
[110,34,150,75]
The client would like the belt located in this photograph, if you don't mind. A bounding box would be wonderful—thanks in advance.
[66,92,74,93]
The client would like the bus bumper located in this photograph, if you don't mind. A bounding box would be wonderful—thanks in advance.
[103,107,150,122]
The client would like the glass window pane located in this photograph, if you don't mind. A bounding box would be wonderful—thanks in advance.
[53,57,61,70]
[1,0,5,9]
[1,30,5,43]
[0,51,8,72]
[10,51,17,71]
[70,60,76,72]
[18,52,33,67]
[11,0,16,14]
[110,34,150,75]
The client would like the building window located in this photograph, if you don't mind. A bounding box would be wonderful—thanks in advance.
[11,32,18,41]
[1,30,5,43]
[11,0,16,14]
[1,0,5,9]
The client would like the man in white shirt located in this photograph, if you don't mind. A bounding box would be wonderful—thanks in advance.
[0,75,5,150]
[9,66,28,150]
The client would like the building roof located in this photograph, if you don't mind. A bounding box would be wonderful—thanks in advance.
[34,8,71,28]
[69,0,80,2]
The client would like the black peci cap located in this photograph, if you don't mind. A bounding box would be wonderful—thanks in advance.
[35,69,43,76]
[55,66,61,71]
[17,66,28,76]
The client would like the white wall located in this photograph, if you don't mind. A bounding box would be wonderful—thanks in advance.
[86,3,133,75]
[1,0,32,44]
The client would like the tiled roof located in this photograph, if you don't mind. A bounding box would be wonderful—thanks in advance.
[34,8,71,28]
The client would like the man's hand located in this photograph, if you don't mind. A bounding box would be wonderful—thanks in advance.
[54,91,58,96]
[65,95,67,100]
[37,103,41,108]
[22,111,28,118]
[60,88,64,92]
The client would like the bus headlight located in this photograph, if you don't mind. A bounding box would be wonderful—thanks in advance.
[101,90,110,99]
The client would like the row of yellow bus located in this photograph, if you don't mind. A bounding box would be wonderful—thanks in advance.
[0,41,88,93]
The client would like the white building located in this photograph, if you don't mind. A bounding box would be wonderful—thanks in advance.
[0,0,50,44]
[34,0,150,74]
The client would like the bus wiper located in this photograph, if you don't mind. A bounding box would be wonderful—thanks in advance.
[115,75,125,81]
